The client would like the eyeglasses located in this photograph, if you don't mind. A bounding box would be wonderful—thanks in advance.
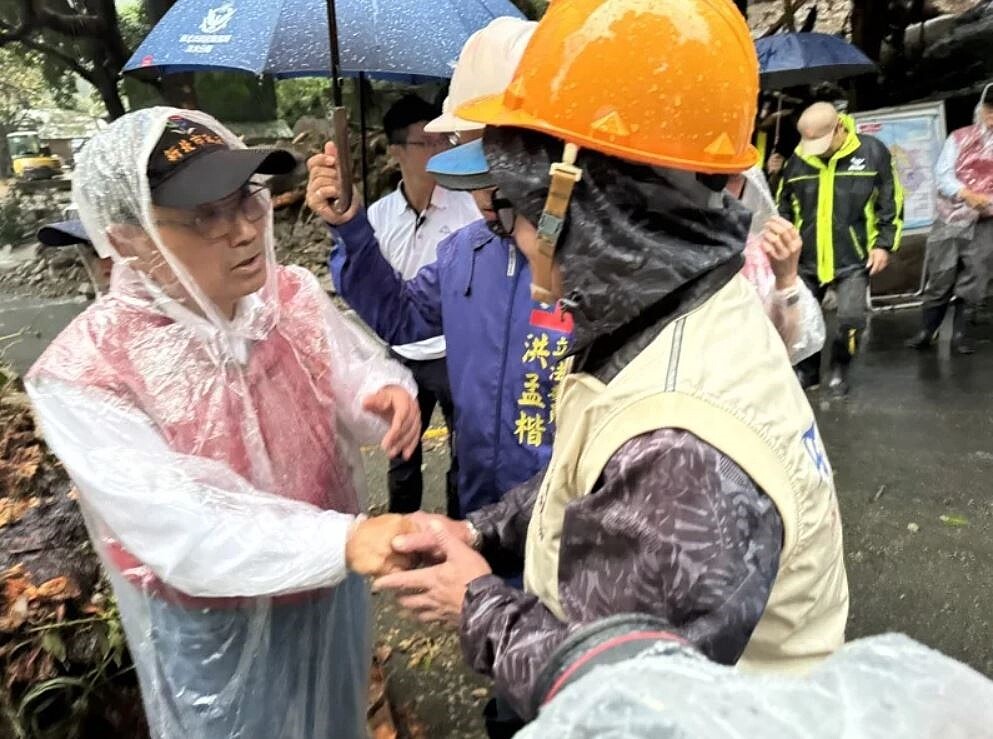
[155,184,269,241]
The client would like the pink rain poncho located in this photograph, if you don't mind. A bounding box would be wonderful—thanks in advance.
[933,84,993,241]
[26,108,415,739]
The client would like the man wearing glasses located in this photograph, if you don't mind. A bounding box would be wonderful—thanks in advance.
[362,95,481,518]
[26,109,422,738]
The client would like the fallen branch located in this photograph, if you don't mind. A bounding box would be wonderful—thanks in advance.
[760,0,811,38]
[272,188,305,210]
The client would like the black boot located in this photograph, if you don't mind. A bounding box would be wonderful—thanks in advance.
[795,352,821,390]
[951,301,975,355]
[827,328,858,398]
[827,363,850,398]
[906,304,948,350]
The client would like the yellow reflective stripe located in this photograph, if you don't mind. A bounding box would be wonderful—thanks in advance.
[792,195,803,232]
[848,328,857,356]
[890,159,905,252]
[756,130,767,167]
[864,194,877,252]
[793,147,836,284]
[835,172,878,177]
[786,175,820,183]
[795,149,825,171]
[849,225,866,259]
[816,164,836,285]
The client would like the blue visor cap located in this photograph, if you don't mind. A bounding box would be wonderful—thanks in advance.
[38,219,90,247]
[427,139,495,191]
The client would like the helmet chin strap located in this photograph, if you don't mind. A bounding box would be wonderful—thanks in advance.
[531,142,582,305]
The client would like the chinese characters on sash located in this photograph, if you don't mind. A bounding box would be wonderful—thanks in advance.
[515,332,570,448]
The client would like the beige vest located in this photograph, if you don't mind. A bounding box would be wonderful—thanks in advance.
[524,274,848,672]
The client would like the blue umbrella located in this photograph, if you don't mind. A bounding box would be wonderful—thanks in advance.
[756,32,876,90]
[123,0,523,82]
[124,0,522,208]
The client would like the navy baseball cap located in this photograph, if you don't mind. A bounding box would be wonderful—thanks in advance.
[427,138,494,191]
[38,219,90,247]
[147,115,297,209]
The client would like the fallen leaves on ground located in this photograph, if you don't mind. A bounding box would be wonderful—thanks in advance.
[939,513,969,528]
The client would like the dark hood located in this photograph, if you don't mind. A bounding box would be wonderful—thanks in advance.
[483,127,752,367]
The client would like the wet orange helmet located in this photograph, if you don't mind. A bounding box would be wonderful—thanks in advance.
[457,0,759,174]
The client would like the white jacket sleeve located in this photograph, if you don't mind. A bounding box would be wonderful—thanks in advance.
[304,267,417,445]
[936,135,963,200]
[27,378,356,599]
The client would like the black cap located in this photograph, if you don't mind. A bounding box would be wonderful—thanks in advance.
[147,115,297,209]
[38,219,90,247]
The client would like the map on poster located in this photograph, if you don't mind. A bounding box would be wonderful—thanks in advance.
[853,102,947,233]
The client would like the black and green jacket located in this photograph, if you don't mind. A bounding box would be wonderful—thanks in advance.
[776,114,904,286]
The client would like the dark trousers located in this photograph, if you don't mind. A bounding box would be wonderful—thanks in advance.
[922,220,993,310]
[387,353,459,518]
[796,269,869,378]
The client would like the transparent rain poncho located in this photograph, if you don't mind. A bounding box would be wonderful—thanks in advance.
[521,633,993,738]
[737,165,825,364]
[25,107,415,739]
[932,84,993,242]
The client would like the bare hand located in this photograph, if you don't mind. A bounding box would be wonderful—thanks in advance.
[305,142,361,225]
[374,520,491,626]
[766,153,786,176]
[362,385,420,460]
[960,189,992,211]
[867,248,890,276]
[760,215,802,290]
[347,515,417,576]
[394,511,474,565]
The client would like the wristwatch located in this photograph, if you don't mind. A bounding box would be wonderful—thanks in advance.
[465,520,483,550]
[776,284,801,307]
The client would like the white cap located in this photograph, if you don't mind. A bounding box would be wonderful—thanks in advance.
[424,17,536,134]
[797,102,841,157]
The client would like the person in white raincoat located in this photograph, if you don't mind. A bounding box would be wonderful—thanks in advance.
[26,108,422,739]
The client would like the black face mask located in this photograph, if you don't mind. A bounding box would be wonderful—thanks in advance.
[487,188,517,238]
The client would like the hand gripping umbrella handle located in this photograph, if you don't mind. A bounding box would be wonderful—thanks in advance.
[331,106,353,214]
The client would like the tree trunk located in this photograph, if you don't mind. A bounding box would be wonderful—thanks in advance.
[850,0,889,109]
[92,68,128,120]
[783,0,797,32]
[851,0,888,62]
[0,130,12,180]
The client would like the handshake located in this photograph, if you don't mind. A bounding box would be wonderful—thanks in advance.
[345,512,492,626]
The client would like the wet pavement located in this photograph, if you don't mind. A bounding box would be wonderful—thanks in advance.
[0,295,88,375]
[814,308,993,677]
[2,295,992,736]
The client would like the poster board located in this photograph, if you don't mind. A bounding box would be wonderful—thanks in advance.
[853,101,947,235]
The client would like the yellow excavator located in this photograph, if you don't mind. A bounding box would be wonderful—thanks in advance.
[7,131,62,180]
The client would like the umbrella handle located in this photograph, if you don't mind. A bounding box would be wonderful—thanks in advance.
[774,95,783,147]
[331,106,353,214]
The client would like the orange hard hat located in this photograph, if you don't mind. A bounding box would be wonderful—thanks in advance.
[457,0,759,174]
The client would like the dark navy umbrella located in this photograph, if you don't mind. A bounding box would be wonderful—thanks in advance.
[756,32,876,90]
[124,0,522,208]
[123,0,524,82]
